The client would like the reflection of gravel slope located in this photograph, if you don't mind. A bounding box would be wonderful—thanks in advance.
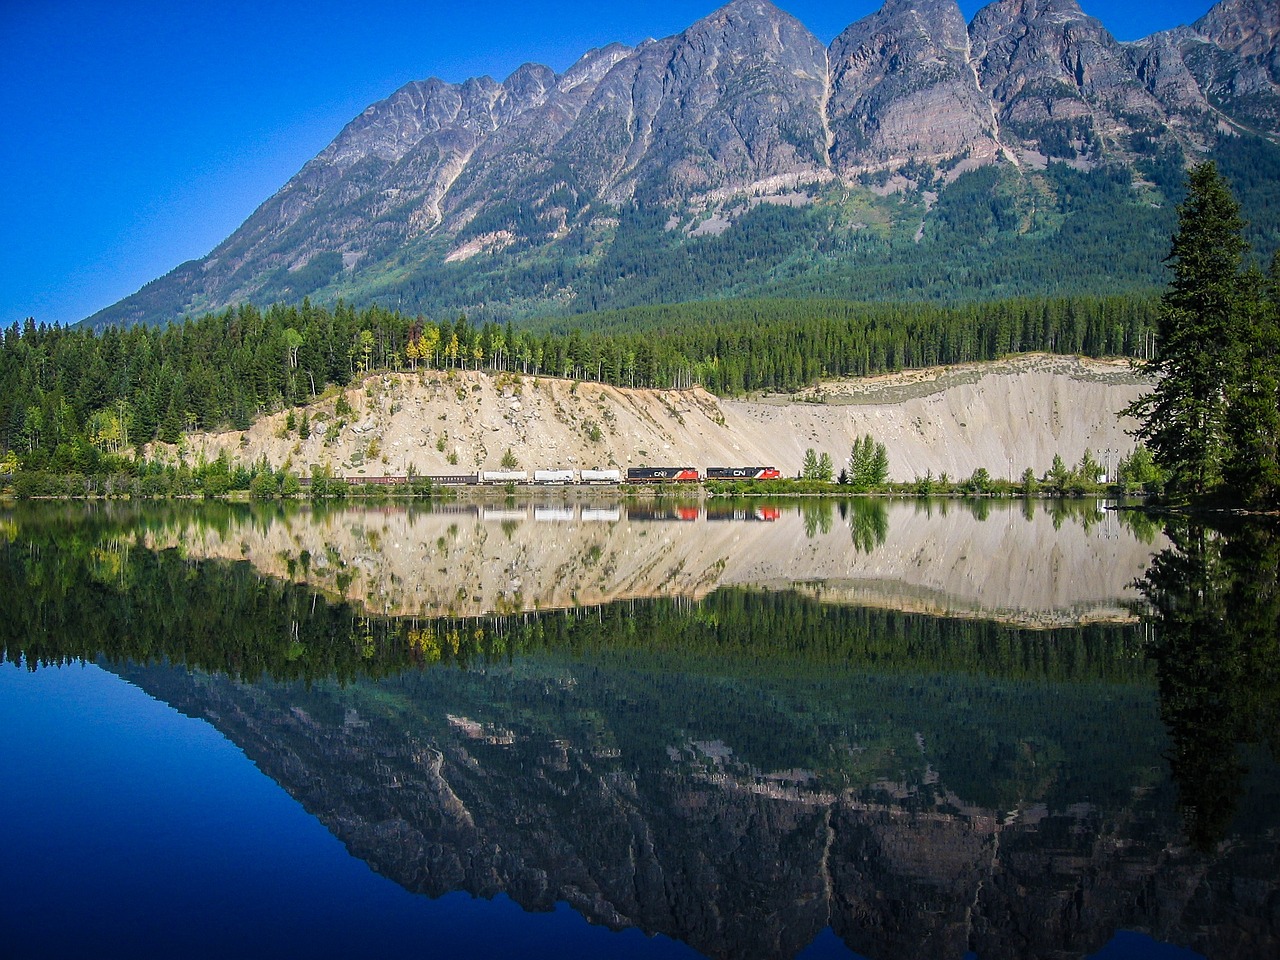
[174,354,1148,483]
[147,501,1163,624]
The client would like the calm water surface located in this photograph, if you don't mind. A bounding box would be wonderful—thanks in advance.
[1,500,1275,959]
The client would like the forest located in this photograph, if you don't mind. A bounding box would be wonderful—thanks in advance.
[0,292,1157,477]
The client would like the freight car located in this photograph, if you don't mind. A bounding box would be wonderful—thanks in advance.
[320,464,779,487]
[580,468,622,483]
[479,470,529,484]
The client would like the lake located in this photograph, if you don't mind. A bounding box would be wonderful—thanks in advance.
[1,499,1276,959]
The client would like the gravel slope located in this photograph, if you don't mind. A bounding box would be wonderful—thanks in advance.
[180,354,1149,483]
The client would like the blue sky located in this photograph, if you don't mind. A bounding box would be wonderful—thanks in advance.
[0,0,1218,327]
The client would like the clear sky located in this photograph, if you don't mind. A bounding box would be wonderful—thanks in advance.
[0,0,1219,327]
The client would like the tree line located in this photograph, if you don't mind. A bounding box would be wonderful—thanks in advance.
[1,292,1158,476]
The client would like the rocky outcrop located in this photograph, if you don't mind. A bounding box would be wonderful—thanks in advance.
[968,0,1168,165]
[1157,0,1280,135]
[556,0,832,204]
[828,0,1001,169]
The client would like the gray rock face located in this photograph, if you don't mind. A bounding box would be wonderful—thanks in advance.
[968,0,1168,163]
[1128,26,1217,116]
[828,0,999,168]
[1130,0,1280,137]
[439,44,634,229]
[89,0,1280,328]
[1195,0,1280,68]
[545,0,832,206]
[1186,0,1280,133]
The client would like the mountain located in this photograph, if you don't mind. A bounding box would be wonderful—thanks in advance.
[87,0,1280,330]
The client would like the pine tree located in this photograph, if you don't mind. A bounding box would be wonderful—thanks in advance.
[1125,162,1247,497]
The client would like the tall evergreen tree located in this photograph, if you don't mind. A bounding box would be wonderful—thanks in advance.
[1223,257,1280,507]
[1125,162,1248,497]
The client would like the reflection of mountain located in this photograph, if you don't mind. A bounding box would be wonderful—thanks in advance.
[146,500,1163,625]
[4,503,1275,957]
[123,654,1277,960]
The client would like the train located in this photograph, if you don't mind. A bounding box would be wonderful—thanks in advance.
[307,465,780,486]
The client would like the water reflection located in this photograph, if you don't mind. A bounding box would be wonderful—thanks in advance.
[38,498,1166,626]
[2,505,1276,959]
[1135,518,1280,851]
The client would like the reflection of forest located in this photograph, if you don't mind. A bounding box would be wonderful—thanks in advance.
[1135,519,1280,852]
[0,506,1154,684]
[120,498,1161,624]
[2,506,1275,959]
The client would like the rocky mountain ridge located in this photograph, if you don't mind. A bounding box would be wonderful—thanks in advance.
[90,0,1280,328]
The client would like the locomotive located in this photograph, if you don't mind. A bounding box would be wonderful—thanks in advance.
[625,467,700,482]
[705,466,782,480]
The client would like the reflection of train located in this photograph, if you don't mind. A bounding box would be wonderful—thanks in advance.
[475,503,774,523]
[308,502,778,523]
[627,504,701,522]
[323,465,778,486]
[706,505,783,522]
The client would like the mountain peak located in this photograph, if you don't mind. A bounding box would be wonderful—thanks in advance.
[1194,0,1280,59]
[698,0,788,22]
[829,0,997,169]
